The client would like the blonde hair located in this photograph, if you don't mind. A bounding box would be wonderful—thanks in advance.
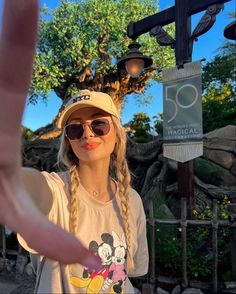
[58,116,134,271]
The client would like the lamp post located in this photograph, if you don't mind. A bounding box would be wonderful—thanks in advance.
[117,41,153,78]
[117,0,232,219]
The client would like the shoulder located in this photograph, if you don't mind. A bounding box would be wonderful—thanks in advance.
[41,170,70,191]
[129,188,145,212]
[129,188,142,202]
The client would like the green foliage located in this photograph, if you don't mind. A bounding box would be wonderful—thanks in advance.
[155,198,232,281]
[202,47,236,91]
[131,93,154,107]
[155,224,212,279]
[155,225,181,273]
[187,227,212,279]
[193,196,231,220]
[202,82,236,133]
[128,112,163,142]
[21,126,34,141]
[153,113,163,135]
[202,40,236,133]
[30,0,175,103]
[129,112,153,142]
[192,197,232,281]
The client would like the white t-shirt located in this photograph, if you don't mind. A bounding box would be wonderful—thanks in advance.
[18,171,149,294]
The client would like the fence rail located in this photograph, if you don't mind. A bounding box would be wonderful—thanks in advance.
[147,198,236,293]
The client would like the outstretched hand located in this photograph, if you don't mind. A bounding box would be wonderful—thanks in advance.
[0,0,101,270]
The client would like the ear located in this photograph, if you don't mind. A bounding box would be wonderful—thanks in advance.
[121,233,125,242]
[89,241,99,252]
[112,230,119,242]
[101,233,113,246]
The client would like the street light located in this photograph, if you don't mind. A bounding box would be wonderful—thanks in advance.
[117,41,153,78]
[117,0,231,71]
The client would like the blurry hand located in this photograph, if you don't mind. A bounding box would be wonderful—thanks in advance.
[0,0,101,270]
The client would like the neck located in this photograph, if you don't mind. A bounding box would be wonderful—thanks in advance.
[78,159,115,201]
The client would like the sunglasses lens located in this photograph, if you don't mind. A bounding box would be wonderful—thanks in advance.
[91,119,110,136]
[65,124,83,140]
[65,119,110,140]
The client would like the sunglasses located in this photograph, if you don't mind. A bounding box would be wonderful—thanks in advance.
[65,118,111,140]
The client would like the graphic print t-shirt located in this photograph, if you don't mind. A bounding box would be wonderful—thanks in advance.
[18,171,148,294]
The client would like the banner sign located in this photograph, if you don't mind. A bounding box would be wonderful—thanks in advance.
[163,61,203,162]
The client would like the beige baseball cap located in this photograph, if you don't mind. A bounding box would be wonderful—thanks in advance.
[57,89,120,128]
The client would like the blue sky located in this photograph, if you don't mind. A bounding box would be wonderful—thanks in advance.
[0,0,235,130]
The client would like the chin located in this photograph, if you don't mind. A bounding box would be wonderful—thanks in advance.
[77,152,112,164]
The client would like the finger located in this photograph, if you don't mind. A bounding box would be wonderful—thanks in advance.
[0,179,101,270]
[19,214,102,270]
[0,0,39,92]
[0,1,39,137]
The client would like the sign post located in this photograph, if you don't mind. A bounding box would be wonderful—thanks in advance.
[163,61,203,162]
[163,61,203,217]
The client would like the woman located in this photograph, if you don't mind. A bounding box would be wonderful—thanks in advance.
[18,89,149,293]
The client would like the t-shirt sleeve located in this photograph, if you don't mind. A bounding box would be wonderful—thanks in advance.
[17,171,60,253]
[128,189,149,277]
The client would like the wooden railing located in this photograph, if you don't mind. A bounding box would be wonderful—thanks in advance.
[144,198,236,293]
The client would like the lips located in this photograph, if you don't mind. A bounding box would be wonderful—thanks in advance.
[81,142,100,150]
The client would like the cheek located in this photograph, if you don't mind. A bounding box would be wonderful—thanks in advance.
[106,133,117,152]
[98,138,116,157]
[109,125,117,145]
[69,141,81,158]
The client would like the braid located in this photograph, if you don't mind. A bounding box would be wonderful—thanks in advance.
[69,165,80,235]
[116,161,134,271]
[112,118,135,271]
[58,132,80,235]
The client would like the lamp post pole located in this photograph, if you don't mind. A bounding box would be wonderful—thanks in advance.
[125,0,231,218]
[175,0,193,219]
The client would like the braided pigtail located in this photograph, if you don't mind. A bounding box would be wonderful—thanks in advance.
[112,117,134,272]
[58,131,80,235]
[69,165,80,234]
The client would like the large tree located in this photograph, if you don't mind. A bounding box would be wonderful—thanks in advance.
[30,0,175,111]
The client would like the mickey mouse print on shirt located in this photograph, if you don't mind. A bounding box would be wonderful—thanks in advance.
[70,231,127,294]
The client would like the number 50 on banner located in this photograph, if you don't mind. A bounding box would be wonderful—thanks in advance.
[165,83,198,123]
[162,61,203,162]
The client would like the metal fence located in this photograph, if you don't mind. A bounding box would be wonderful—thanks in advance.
[145,198,236,293]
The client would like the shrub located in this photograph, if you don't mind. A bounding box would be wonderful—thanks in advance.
[153,197,232,281]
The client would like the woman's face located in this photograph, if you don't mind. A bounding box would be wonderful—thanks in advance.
[66,107,117,164]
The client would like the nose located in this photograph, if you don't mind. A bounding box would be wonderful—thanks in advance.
[81,123,94,139]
